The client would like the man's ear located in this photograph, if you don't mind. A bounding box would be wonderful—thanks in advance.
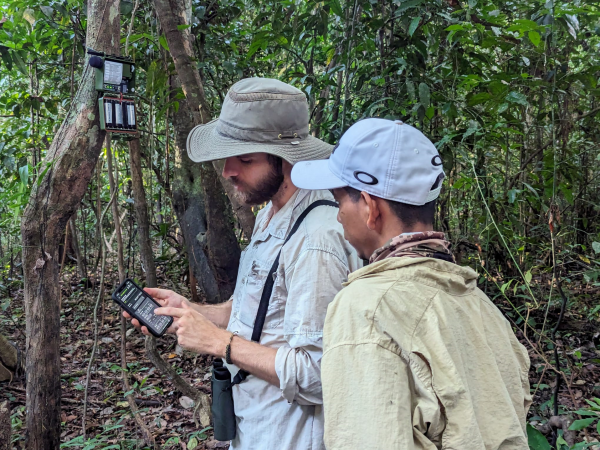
[361,192,381,231]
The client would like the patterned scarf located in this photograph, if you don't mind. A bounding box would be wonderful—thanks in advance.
[369,231,454,264]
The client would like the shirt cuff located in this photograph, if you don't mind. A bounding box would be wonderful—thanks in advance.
[275,344,298,404]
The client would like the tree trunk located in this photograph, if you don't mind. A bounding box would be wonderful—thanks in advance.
[129,138,158,288]
[155,0,244,300]
[0,401,10,450]
[69,212,85,278]
[170,88,220,302]
[19,0,120,447]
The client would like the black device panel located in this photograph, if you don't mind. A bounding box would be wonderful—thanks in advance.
[112,279,173,337]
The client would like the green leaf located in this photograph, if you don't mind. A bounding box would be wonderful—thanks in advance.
[524,270,532,285]
[529,30,541,47]
[188,437,198,450]
[0,47,13,71]
[508,189,518,204]
[408,17,420,37]
[505,91,528,106]
[40,6,54,18]
[177,24,192,30]
[560,184,574,205]
[328,0,343,17]
[592,242,600,254]
[467,92,491,106]
[527,424,551,450]
[19,165,29,186]
[568,418,596,431]
[12,51,28,76]
[418,82,430,108]
[159,35,170,52]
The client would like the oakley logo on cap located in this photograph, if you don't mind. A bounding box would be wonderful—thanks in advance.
[353,171,379,185]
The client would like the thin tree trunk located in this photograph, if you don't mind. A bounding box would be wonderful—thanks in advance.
[0,401,10,450]
[69,212,85,278]
[20,1,120,447]
[128,138,157,287]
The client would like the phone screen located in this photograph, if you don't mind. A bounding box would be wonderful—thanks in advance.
[114,280,171,336]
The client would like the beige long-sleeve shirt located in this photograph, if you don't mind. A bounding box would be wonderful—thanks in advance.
[322,257,531,450]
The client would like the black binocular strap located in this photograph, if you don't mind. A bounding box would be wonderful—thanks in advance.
[231,200,338,386]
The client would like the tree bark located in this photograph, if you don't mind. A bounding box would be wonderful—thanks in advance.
[69,213,85,278]
[19,0,120,447]
[170,89,220,302]
[129,138,158,287]
[0,401,10,450]
[155,0,245,300]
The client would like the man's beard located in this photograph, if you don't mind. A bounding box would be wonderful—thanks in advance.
[229,166,284,206]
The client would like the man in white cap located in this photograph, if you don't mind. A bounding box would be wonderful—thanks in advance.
[292,118,531,450]
[124,78,361,449]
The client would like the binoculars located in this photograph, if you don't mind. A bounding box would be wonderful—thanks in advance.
[211,359,237,441]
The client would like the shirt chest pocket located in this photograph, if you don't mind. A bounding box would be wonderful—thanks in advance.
[237,259,284,330]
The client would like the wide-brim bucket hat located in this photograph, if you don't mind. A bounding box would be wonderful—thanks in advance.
[187,78,332,165]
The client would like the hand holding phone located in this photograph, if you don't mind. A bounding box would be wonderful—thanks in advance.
[112,279,173,337]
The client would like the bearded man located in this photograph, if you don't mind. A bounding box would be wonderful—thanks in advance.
[125,78,361,449]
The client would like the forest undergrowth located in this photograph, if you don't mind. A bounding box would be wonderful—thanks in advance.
[2,252,225,450]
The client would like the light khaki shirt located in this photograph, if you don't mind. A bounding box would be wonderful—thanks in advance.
[322,257,531,450]
[225,188,362,450]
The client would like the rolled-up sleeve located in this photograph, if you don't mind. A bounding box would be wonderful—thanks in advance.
[274,248,351,405]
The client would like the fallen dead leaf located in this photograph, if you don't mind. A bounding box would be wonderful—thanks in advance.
[179,396,195,409]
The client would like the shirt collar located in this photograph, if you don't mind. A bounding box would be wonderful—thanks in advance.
[259,189,311,240]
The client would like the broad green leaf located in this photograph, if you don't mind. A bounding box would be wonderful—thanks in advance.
[507,19,539,33]
[524,270,532,284]
[159,35,170,52]
[40,6,54,18]
[508,189,518,204]
[328,0,343,17]
[408,17,420,37]
[568,417,596,431]
[12,51,28,76]
[592,242,600,254]
[468,92,491,106]
[418,82,430,108]
[19,165,28,186]
[188,437,198,449]
[527,424,551,450]
[505,91,528,106]
[529,30,541,47]
[0,47,12,71]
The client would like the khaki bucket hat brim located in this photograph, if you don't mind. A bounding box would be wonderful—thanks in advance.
[187,119,333,165]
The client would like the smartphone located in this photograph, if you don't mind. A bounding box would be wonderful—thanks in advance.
[112,278,173,337]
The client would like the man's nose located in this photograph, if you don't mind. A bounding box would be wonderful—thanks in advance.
[222,158,238,178]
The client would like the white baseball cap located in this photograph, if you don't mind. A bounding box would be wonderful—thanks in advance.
[291,118,445,205]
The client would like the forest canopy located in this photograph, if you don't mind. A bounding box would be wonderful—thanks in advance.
[1,0,600,449]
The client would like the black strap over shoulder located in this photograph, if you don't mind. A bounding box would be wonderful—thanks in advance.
[231,200,338,386]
